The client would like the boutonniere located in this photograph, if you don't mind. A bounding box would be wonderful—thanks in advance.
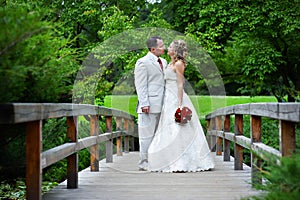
[174,106,192,124]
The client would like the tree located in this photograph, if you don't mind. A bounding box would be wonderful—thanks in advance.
[235,0,300,102]
[0,4,80,103]
[162,0,300,101]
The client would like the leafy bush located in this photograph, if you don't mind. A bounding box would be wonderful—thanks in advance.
[244,153,300,200]
[0,179,58,200]
[0,5,80,103]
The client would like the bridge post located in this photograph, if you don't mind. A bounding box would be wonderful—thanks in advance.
[223,115,231,161]
[90,115,99,171]
[26,120,42,200]
[116,117,123,156]
[234,114,243,170]
[106,116,113,163]
[124,119,129,153]
[130,120,136,151]
[251,115,262,185]
[208,118,216,152]
[279,120,296,156]
[216,116,223,156]
[66,117,78,189]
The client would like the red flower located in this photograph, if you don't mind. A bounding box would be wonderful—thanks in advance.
[174,106,192,124]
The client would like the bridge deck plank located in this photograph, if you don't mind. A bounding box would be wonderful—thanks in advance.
[43,152,261,200]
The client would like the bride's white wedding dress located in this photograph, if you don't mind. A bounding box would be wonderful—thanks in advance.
[148,66,215,172]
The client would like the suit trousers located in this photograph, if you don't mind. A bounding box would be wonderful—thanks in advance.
[137,112,160,169]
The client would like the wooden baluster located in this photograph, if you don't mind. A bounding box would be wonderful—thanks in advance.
[26,120,42,200]
[234,114,243,170]
[130,120,135,151]
[216,116,223,156]
[106,116,113,163]
[210,118,216,152]
[251,115,262,185]
[124,119,129,153]
[66,116,78,189]
[116,117,123,156]
[279,120,296,156]
[206,119,211,150]
[90,115,99,171]
[223,115,231,161]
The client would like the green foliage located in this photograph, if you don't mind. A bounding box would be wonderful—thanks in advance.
[0,4,80,103]
[140,8,173,29]
[0,178,58,200]
[1,0,300,198]
[0,179,26,200]
[245,153,300,200]
[165,0,300,101]
[43,118,68,151]
[98,6,135,40]
[0,124,26,181]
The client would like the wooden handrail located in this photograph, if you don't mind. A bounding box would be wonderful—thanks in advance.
[206,103,300,122]
[0,103,137,200]
[205,102,300,185]
[0,103,133,124]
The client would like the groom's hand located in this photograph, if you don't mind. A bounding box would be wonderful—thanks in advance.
[141,106,150,114]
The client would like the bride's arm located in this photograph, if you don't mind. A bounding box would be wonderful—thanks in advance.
[175,60,185,107]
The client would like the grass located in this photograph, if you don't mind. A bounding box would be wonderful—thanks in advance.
[103,95,277,119]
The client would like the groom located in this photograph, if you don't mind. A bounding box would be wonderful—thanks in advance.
[134,36,167,171]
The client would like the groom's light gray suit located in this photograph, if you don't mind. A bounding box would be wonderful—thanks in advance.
[134,51,167,170]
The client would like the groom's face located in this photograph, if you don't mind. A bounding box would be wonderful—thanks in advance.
[152,39,165,57]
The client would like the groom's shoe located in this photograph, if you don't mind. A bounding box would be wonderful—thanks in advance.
[139,167,147,171]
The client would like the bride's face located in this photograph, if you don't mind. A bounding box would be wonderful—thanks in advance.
[167,43,175,57]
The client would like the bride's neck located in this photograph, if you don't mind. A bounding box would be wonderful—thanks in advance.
[170,57,176,64]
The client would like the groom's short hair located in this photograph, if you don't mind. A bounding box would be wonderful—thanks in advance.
[146,36,162,51]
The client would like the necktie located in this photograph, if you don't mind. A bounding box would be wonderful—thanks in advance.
[157,58,163,70]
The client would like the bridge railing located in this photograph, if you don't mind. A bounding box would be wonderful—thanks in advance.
[0,103,137,200]
[205,103,300,185]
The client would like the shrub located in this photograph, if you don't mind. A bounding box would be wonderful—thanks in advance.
[244,153,300,200]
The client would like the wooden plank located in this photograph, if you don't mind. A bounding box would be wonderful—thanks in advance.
[224,132,234,141]
[251,143,281,162]
[43,152,261,200]
[210,131,251,150]
[124,119,129,153]
[0,103,134,124]
[42,143,76,168]
[210,117,216,152]
[234,114,243,170]
[42,133,122,169]
[249,103,278,120]
[26,120,42,200]
[66,117,78,189]
[279,120,296,156]
[206,119,212,150]
[234,104,250,115]
[116,117,123,156]
[223,115,231,161]
[90,115,99,171]
[250,115,262,185]
[235,135,251,149]
[279,103,300,122]
[205,103,300,122]
[106,116,113,163]
[216,116,223,156]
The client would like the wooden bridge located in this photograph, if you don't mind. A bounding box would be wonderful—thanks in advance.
[0,102,299,200]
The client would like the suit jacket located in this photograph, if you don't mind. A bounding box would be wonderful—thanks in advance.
[134,52,167,114]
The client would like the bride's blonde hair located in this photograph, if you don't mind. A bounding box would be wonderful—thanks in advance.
[172,40,188,66]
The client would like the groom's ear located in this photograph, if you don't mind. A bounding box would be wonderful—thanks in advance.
[150,47,156,53]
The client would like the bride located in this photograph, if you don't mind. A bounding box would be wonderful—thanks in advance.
[147,40,215,172]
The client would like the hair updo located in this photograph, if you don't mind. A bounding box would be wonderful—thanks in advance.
[172,40,188,65]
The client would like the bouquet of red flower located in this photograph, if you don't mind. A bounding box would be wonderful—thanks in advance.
[174,106,192,124]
